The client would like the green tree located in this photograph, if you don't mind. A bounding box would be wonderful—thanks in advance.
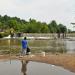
[41,22,49,33]
[0,15,68,34]
[58,24,67,33]
[58,24,67,38]
[48,20,58,33]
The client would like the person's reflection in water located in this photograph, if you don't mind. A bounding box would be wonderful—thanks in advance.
[21,60,29,75]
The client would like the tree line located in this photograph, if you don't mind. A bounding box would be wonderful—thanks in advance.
[0,15,67,34]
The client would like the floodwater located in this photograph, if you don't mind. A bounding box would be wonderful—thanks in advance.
[65,40,75,53]
[0,60,75,75]
[0,38,75,54]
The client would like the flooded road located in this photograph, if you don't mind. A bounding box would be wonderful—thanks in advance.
[0,60,75,75]
[0,38,75,54]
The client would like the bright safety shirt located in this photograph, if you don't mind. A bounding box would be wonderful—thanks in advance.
[22,39,27,49]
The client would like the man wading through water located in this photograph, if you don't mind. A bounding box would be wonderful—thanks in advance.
[21,37,28,56]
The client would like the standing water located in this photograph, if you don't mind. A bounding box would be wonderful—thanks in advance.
[65,39,75,53]
[0,60,75,75]
[0,38,75,54]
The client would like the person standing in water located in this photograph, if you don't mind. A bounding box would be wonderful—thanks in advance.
[21,37,28,56]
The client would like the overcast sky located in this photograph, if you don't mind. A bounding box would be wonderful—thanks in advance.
[0,0,75,30]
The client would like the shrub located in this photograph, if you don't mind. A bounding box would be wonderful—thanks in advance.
[0,32,9,38]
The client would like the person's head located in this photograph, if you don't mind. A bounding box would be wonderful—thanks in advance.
[24,37,26,40]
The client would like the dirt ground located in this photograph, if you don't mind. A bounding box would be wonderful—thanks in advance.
[0,53,75,73]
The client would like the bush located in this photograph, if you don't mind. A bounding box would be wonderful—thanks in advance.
[0,32,9,38]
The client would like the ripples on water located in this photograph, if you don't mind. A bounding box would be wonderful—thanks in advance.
[0,38,75,54]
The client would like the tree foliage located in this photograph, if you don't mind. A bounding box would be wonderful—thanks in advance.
[0,15,67,33]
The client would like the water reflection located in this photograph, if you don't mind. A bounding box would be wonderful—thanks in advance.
[21,60,28,75]
[0,60,75,75]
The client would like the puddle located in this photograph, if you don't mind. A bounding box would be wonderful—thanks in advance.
[0,60,75,75]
